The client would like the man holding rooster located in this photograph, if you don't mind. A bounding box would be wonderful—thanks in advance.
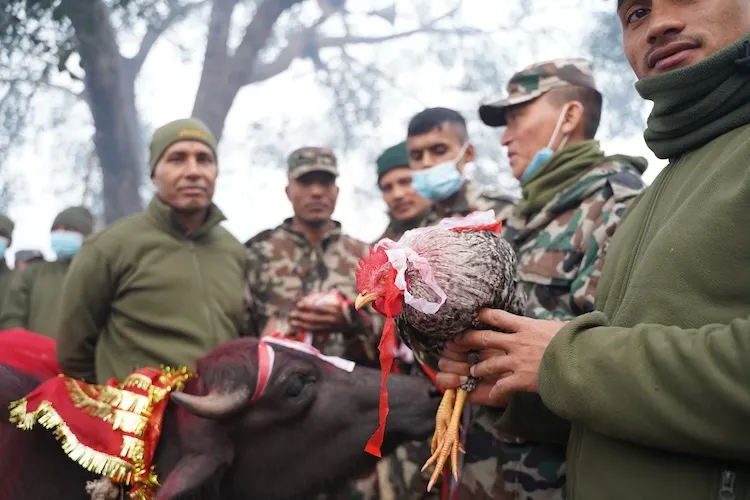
[452,59,648,500]
[438,1,750,500]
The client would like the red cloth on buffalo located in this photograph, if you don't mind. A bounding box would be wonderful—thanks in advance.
[0,328,61,379]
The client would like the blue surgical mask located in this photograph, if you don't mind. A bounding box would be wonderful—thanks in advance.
[0,237,8,259]
[51,230,83,259]
[412,142,469,202]
[520,104,571,184]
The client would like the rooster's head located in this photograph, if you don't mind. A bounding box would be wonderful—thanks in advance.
[354,246,404,317]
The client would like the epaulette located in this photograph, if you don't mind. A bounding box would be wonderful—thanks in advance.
[244,228,276,248]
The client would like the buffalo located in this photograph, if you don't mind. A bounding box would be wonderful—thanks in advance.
[0,336,440,499]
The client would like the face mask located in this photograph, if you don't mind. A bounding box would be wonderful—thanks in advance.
[412,142,469,202]
[51,230,83,259]
[0,237,8,259]
[520,104,571,183]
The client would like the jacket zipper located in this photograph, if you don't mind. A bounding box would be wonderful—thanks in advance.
[609,155,681,310]
[189,240,215,344]
[718,467,736,500]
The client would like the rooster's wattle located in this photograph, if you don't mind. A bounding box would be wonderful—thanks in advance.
[354,210,526,491]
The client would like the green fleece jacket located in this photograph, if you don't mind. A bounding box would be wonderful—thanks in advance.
[0,260,15,311]
[0,259,71,338]
[537,124,750,498]
[56,197,247,384]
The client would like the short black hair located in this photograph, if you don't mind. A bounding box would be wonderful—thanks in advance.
[546,86,603,139]
[407,107,468,142]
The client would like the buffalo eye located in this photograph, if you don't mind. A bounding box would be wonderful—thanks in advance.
[285,372,316,399]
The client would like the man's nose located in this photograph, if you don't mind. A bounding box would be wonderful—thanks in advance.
[501,127,513,147]
[184,157,201,177]
[647,4,686,45]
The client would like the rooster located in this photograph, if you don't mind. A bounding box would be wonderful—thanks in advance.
[354,210,526,491]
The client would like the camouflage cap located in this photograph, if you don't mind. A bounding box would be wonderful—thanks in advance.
[479,58,599,127]
[287,147,339,178]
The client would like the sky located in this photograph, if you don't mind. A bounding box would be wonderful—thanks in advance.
[2,0,667,266]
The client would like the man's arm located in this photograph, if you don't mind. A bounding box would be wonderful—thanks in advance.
[538,312,750,459]
[0,268,34,329]
[242,245,269,337]
[56,242,114,383]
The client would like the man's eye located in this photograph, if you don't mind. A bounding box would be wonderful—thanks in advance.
[627,8,648,24]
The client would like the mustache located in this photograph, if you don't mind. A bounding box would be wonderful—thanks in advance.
[644,33,702,67]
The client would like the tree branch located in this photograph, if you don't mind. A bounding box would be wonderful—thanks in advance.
[229,0,308,86]
[122,0,208,81]
[245,5,477,86]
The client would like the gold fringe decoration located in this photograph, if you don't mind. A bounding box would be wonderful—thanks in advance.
[8,365,195,499]
[9,399,134,483]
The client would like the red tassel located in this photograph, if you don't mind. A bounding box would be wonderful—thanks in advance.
[364,314,396,458]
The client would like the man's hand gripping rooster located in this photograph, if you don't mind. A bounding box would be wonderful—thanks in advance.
[354,210,526,491]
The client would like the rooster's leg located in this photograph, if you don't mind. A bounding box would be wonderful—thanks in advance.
[421,352,480,492]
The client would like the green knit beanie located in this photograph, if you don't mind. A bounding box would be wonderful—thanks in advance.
[0,214,14,240]
[376,141,410,181]
[52,206,94,236]
[149,118,217,176]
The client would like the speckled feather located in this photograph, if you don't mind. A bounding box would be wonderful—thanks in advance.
[394,229,526,390]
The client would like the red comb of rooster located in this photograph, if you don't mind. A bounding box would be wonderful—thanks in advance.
[355,246,389,291]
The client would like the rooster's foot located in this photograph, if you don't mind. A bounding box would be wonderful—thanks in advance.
[421,388,468,492]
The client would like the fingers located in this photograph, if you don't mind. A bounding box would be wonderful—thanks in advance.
[470,354,513,378]
[435,372,466,390]
[489,375,522,403]
[456,329,512,351]
[477,308,529,332]
[437,357,471,377]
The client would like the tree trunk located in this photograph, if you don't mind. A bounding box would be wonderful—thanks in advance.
[64,0,144,224]
[191,0,305,142]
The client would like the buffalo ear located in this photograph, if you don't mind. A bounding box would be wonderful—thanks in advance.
[155,454,229,499]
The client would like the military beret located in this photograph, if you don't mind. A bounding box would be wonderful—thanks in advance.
[376,141,409,180]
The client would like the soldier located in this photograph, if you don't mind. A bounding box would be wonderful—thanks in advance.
[406,107,516,224]
[13,249,45,271]
[0,206,94,338]
[375,141,431,243]
[453,59,648,499]
[0,214,14,309]
[244,146,383,500]
[55,118,246,384]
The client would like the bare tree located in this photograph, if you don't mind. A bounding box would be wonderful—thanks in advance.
[1,0,487,223]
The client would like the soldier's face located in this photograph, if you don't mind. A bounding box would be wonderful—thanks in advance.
[619,0,750,79]
[152,140,217,213]
[407,123,475,173]
[286,172,338,226]
[378,167,431,221]
[501,95,568,179]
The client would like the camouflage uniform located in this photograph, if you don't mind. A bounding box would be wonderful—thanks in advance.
[244,148,384,500]
[423,182,515,226]
[378,179,516,500]
[456,59,649,500]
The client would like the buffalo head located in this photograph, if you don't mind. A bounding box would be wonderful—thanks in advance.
[156,337,439,499]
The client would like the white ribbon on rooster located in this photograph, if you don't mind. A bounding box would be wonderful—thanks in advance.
[374,240,447,315]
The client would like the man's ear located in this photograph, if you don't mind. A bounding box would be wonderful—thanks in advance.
[559,101,585,138]
[463,143,476,164]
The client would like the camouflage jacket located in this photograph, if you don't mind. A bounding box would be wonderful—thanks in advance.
[502,157,646,322]
[373,210,432,244]
[244,218,383,365]
[422,181,516,226]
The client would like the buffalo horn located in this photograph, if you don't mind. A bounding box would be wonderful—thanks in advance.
[170,387,251,420]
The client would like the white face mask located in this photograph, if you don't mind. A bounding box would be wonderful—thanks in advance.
[519,104,571,183]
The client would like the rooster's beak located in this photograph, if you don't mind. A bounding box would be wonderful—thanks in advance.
[355,292,378,310]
